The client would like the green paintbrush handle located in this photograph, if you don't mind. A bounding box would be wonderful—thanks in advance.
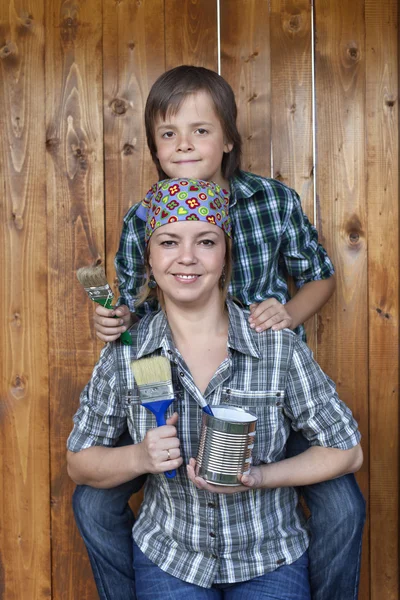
[95,297,133,346]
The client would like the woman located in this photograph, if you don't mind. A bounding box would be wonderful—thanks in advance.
[67,178,362,599]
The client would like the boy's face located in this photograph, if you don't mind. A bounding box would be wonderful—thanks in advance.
[154,91,233,188]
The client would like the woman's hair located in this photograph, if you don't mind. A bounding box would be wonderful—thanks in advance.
[136,234,233,310]
[145,65,242,181]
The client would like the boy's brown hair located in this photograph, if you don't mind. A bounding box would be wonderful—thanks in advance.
[145,65,242,180]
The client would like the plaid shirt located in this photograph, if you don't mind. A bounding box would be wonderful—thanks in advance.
[115,170,334,340]
[68,300,360,588]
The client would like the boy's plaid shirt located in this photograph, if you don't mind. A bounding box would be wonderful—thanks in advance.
[115,170,335,341]
[68,300,360,588]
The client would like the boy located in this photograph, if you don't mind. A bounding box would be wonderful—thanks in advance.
[73,66,365,600]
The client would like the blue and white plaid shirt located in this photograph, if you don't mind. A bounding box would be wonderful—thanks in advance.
[115,171,334,341]
[68,300,360,588]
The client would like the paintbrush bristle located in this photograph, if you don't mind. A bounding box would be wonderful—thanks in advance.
[131,356,172,386]
[77,265,108,288]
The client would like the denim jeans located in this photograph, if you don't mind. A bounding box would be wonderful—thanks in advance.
[133,541,310,599]
[72,429,365,600]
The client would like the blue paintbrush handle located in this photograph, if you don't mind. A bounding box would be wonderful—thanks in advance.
[142,399,176,478]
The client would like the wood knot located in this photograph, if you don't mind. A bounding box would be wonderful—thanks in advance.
[12,313,22,327]
[12,212,24,230]
[12,374,26,396]
[123,143,135,155]
[244,50,259,63]
[289,15,300,31]
[111,98,127,115]
[385,95,396,108]
[128,42,135,50]
[375,307,391,319]
[346,45,360,62]
[247,93,258,103]
[0,42,17,59]
[349,231,360,244]
[61,17,79,43]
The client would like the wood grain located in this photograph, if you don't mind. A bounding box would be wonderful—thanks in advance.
[366,1,399,597]
[0,1,51,597]
[165,0,218,70]
[220,0,271,177]
[270,0,317,352]
[314,1,369,597]
[45,0,104,597]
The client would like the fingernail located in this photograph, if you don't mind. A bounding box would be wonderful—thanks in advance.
[249,323,255,329]
[255,327,261,332]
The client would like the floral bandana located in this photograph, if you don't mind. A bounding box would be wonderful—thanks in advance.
[136,178,231,242]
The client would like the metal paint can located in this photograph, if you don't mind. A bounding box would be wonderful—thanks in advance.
[196,405,257,486]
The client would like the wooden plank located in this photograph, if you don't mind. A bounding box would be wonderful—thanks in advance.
[103,0,165,516]
[269,0,316,351]
[0,1,51,598]
[220,0,271,177]
[365,1,399,598]
[165,0,218,70]
[45,0,104,598]
[103,0,165,290]
[314,1,369,597]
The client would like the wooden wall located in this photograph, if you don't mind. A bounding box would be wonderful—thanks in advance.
[0,1,398,598]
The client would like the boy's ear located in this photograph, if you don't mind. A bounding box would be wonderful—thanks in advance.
[224,141,233,153]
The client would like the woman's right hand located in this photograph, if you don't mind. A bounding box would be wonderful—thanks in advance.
[93,303,133,342]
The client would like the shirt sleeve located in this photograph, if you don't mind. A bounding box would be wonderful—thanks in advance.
[283,337,361,450]
[114,203,159,317]
[67,343,128,452]
[280,188,335,288]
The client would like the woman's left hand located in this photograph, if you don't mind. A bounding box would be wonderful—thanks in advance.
[186,458,263,494]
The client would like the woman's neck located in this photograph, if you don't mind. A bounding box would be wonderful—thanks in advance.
[165,296,228,346]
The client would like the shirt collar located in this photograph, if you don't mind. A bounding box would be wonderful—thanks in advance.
[133,298,261,361]
[229,170,266,208]
[226,299,261,359]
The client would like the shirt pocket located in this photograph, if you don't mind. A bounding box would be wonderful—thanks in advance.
[221,388,286,464]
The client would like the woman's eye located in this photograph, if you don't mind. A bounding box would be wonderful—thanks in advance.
[199,239,215,246]
[160,240,176,246]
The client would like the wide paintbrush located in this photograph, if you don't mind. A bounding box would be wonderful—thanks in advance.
[131,356,177,479]
[77,265,132,346]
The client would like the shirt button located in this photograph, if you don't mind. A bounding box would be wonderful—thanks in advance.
[179,371,185,377]
[207,502,216,508]
[209,532,216,538]
[211,554,218,559]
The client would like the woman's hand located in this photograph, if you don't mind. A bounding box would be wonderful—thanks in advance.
[186,458,264,494]
[139,413,182,475]
[93,303,134,342]
[249,300,293,333]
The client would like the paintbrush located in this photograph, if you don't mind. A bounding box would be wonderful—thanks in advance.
[131,356,177,479]
[77,265,132,346]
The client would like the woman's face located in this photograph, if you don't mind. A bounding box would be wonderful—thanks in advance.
[149,221,226,307]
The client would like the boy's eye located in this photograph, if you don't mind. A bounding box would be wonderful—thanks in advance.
[195,128,208,135]
[161,131,175,139]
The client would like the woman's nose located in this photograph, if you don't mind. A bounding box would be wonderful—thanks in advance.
[178,244,197,263]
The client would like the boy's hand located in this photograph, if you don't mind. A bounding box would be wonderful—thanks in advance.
[93,303,133,342]
[249,300,293,333]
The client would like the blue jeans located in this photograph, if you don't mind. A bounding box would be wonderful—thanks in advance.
[133,541,310,599]
[72,429,365,600]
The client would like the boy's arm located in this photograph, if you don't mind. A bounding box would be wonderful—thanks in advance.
[250,188,335,333]
[93,205,157,342]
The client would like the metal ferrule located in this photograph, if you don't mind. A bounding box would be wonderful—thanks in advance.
[84,284,114,301]
[139,380,174,402]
